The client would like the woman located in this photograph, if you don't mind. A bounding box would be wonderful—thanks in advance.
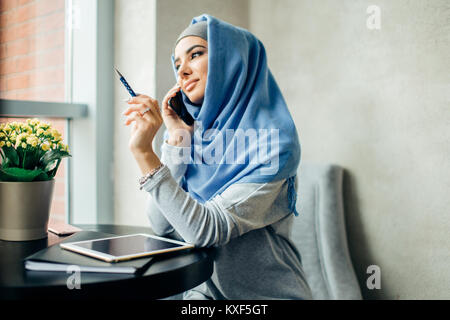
[123,14,312,300]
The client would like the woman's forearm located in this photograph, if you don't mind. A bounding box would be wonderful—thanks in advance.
[142,166,235,247]
[146,194,174,236]
[133,151,162,176]
[145,142,189,237]
[160,141,189,181]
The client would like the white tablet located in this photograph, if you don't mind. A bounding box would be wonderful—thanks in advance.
[60,233,194,262]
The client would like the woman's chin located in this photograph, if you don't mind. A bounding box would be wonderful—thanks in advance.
[187,94,204,106]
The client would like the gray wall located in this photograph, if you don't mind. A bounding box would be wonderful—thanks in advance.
[114,0,157,226]
[249,0,450,299]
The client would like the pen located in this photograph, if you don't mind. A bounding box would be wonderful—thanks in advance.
[115,68,137,97]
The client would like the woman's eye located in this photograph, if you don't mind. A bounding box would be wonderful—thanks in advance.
[192,51,202,58]
[176,51,204,70]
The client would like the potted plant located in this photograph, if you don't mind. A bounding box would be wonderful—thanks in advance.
[0,119,71,241]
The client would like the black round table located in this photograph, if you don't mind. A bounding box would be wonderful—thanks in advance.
[0,224,214,300]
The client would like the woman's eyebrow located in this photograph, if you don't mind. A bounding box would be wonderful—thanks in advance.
[174,45,207,64]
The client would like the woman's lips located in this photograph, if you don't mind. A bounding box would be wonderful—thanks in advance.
[185,80,198,92]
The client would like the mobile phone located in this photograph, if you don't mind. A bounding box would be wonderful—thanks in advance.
[48,219,82,236]
[168,91,194,126]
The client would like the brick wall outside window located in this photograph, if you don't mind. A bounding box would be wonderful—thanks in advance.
[0,0,67,222]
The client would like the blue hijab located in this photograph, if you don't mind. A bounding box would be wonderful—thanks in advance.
[170,14,300,215]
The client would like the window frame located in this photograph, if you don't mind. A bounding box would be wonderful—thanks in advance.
[67,0,115,224]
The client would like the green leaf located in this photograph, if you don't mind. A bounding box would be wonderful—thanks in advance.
[39,149,71,169]
[34,171,51,181]
[2,146,19,167]
[43,159,58,173]
[16,147,25,167]
[0,167,50,182]
[23,149,40,170]
[0,148,5,166]
[45,158,61,179]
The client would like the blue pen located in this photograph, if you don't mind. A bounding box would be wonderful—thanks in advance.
[115,68,137,97]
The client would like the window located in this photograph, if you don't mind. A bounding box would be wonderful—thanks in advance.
[0,0,68,223]
[0,0,66,102]
[1,0,114,225]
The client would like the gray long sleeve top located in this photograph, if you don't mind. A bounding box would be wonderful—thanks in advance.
[142,142,312,300]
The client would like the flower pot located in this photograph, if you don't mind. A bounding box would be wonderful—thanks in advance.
[0,179,55,241]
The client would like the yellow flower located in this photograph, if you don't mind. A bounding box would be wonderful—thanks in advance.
[22,125,32,134]
[26,135,39,148]
[55,142,70,152]
[15,133,29,148]
[17,132,28,140]
[9,122,20,133]
[10,132,17,143]
[0,141,5,148]
[38,123,50,131]
[26,118,40,127]
[41,143,50,151]
[50,128,62,140]
[6,141,11,147]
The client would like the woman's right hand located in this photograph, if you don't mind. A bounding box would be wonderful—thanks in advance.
[161,83,194,147]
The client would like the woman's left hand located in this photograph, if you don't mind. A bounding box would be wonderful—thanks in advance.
[123,94,163,156]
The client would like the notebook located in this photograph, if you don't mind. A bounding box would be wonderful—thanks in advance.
[24,231,155,274]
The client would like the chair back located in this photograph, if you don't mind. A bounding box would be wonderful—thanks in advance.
[291,163,362,300]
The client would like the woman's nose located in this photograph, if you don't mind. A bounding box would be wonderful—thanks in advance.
[177,63,191,78]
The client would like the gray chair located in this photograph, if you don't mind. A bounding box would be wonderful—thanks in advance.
[292,162,362,300]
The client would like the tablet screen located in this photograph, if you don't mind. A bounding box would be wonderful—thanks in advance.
[73,234,186,257]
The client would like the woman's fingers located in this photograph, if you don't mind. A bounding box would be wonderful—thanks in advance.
[163,93,177,108]
[124,95,163,121]
[162,85,181,111]
[123,104,151,116]
[127,95,161,115]
[125,105,162,125]
[127,94,156,106]
[124,109,144,126]
[164,84,181,100]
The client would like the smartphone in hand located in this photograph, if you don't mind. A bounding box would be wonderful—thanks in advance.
[168,91,194,126]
